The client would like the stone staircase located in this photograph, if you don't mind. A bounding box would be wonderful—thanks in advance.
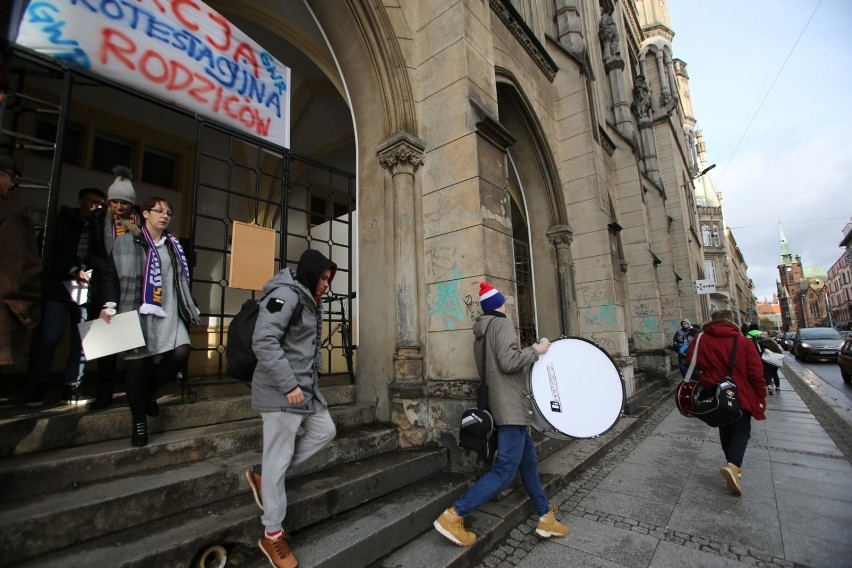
[0,377,677,568]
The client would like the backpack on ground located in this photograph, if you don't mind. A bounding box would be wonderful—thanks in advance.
[226,296,304,381]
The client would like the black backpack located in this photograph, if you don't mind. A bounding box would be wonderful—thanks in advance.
[227,296,304,382]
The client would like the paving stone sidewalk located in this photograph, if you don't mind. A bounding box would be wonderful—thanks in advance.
[476,373,852,568]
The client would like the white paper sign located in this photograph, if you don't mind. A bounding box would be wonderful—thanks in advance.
[78,310,146,360]
[16,0,291,148]
[695,279,716,294]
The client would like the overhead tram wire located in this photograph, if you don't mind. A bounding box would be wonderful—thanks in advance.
[727,216,846,230]
[714,0,823,189]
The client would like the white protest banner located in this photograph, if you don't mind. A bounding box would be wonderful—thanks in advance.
[695,279,716,295]
[16,0,291,148]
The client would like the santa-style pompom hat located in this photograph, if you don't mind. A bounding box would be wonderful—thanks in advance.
[479,282,505,313]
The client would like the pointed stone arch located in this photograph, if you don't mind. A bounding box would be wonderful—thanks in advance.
[494,71,578,336]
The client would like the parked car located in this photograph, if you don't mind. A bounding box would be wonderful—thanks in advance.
[841,330,852,340]
[782,332,796,352]
[839,338,852,383]
[793,327,843,362]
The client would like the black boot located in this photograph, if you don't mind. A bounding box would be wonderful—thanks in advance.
[146,393,160,417]
[131,420,148,447]
[89,384,114,410]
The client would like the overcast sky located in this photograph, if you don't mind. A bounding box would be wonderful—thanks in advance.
[668,0,852,302]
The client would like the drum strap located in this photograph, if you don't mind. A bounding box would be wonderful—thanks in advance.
[476,320,496,410]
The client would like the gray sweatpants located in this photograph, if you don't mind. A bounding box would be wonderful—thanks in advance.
[260,402,336,532]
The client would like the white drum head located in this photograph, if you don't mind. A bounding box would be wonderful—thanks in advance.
[528,337,624,438]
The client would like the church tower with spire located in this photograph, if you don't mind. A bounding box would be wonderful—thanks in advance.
[777,226,803,330]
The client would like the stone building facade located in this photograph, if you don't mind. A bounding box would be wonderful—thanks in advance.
[777,228,829,331]
[4,0,721,458]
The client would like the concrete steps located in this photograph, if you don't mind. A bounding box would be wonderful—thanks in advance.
[372,383,678,568]
[0,384,356,456]
[15,448,450,568]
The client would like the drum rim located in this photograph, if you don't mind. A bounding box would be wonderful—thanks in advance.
[528,335,626,439]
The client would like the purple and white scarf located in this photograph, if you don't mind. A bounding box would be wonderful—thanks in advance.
[139,225,192,317]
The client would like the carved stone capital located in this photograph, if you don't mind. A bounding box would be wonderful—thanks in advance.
[377,131,426,176]
[546,224,574,247]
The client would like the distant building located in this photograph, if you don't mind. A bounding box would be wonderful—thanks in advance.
[757,298,782,331]
[727,229,758,326]
[829,220,852,330]
[777,227,830,330]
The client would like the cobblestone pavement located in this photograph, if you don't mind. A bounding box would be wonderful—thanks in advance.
[475,371,852,568]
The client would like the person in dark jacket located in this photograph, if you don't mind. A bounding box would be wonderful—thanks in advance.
[685,310,765,496]
[26,188,105,407]
[0,155,41,368]
[433,282,568,547]
[245,249,338,568]
[748,329,784,394]
[672,319,691,377]
[99,196,200,447]
[78,166,142,409]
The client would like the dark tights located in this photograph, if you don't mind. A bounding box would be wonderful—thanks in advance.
[125,344,190,423]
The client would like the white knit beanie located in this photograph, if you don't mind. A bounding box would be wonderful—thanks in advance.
[107,165,136,204]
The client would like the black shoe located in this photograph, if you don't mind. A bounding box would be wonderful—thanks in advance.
[24,384,47,408]
[146,394,160,417]
[131,421,148,447]
[61,385,94,406]
[89,385,114,410]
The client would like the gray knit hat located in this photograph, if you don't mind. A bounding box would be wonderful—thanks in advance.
[107,166,136,204]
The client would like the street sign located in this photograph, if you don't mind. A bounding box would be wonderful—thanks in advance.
[695,279,716,294]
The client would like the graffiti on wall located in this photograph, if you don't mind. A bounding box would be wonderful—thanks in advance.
[583,302,618,327]
[428,265,468,329]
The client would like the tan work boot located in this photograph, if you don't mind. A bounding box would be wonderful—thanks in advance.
[536,507,570,538]
[258,532,298,568]
[720,463,742,495]
[433,507,476,547]
[245,465,263,510]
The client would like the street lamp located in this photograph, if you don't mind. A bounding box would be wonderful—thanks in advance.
[681,164,716,190]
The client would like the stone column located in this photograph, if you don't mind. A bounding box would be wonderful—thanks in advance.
[546,224,578,336]
[555,0,585,57]
[655,51,671,105]
[378,131,428,448]
[378,131,426,382]
[664,52,678,105]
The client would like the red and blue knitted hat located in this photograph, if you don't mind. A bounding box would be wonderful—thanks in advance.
[479,282,505,312]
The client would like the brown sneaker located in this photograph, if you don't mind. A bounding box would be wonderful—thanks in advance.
[245,465,263,510]
[433,506,476,547]
[720,463,742,495]
[536,507,569,538]
[258,532,298,568]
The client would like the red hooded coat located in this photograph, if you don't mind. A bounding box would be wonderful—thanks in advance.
[685,320,766,420]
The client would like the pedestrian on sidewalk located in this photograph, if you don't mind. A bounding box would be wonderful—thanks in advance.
[685,310,765,496]
[748,329,783,394]
[434,282,569,547]
[672,319,691,377]
[246,249,338,568]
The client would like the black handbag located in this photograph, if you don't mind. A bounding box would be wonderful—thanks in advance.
[690,337,742,428]
[458,321,498,460]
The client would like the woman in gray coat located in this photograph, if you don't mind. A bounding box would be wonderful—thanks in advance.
[100,196,200,447]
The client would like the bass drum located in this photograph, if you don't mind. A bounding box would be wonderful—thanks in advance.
[527,337,625,439]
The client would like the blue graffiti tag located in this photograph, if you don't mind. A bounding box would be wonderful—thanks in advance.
[428,265,468,329]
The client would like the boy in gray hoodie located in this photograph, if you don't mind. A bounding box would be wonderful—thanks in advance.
[247,249,337,568]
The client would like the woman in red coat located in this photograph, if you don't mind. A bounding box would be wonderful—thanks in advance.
[685,310,766,496]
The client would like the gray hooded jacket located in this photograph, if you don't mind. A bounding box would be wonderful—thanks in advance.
[473,313,540,426]
[251,268,327,413]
